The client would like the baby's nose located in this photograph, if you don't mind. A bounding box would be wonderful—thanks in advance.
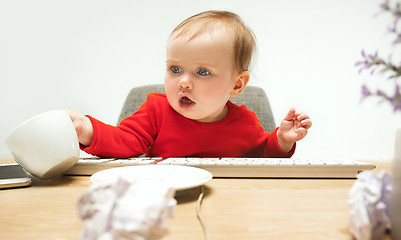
[178,75,193,89]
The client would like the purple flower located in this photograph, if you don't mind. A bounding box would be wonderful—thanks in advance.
[390,84,401,112]
[376,89,385,97]
[361,85,372,102]
[368,51,378,60]
[379,0,390,11]
[356,0,401,114]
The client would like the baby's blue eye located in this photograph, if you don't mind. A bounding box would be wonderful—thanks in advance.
[197,69,210,76]
[171,66,182,73]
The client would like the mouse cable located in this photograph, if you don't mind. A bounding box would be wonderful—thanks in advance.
[197,185,210,240]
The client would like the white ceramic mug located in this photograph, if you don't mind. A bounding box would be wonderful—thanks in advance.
[5,110,80,179]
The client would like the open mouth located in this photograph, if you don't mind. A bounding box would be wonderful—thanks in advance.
[179,95,195,108]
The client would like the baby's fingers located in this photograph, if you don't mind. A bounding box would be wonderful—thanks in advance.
[300,118,312,129]
[295,112,309,121]
[296,112,312,128]
[283,107,296,121]
[295,127,308,140]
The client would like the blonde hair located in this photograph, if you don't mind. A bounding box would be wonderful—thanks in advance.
[171,10,256,73]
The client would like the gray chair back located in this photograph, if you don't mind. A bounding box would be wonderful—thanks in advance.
[118,84,276,132]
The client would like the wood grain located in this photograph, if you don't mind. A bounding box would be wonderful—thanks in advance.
[0,158,392,240]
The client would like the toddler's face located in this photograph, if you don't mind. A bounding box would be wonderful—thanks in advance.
[164,31,238,122]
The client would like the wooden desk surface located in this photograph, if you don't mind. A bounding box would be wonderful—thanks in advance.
[0,158,392,240]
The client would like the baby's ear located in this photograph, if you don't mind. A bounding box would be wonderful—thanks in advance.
[230,71,250,97]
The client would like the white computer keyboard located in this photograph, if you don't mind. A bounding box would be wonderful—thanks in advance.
[64,157,376,178]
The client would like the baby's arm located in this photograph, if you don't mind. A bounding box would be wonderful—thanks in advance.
[277,108,312,153]
[65,110,94,147]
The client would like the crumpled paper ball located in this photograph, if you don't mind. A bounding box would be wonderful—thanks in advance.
[78,176,176,240]
[348,170,392,240]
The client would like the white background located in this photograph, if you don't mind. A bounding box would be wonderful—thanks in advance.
[1,0,400,160]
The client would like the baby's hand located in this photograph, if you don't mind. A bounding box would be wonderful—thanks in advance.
[277,108,312,152]
[65,110,94,147]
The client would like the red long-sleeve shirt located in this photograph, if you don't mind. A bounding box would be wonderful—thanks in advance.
[82,93,295,158]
